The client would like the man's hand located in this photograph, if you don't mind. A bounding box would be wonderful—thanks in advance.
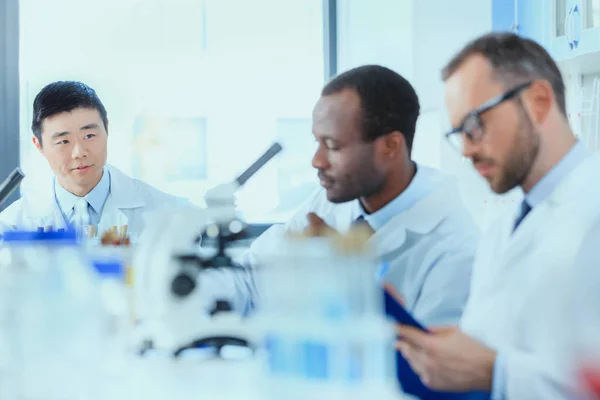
[396,325,496,392]
[304,212,337,237]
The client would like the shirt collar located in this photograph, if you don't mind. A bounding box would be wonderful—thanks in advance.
[525,140,589,208]
[54,167,111,214]
[354,163,433,231]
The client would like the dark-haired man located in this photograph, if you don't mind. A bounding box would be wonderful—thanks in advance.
[224,65,480,332]
[0,81,186,237]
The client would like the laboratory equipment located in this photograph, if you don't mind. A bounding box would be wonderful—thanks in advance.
[253,230,400,400]
[0,230,103,399]
[0,167,25,207]
[133,143,282,356]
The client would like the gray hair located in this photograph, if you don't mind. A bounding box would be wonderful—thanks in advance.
[442,33,566,116]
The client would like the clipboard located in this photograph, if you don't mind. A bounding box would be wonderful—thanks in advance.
[382,288,490,400]
[383,289,428,332]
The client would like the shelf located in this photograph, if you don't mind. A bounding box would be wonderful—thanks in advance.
[558,50,600,74]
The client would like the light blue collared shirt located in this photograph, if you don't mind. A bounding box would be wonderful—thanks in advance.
[354,163,433,231]
[54,167,111,227]
[492,140,589,400]
[354,163,434,282]
[525,140,589,208]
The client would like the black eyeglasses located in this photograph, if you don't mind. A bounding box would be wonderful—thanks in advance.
[445,81,533,152]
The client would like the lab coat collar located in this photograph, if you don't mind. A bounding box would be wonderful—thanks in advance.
[26,173,63,223]
[381,170,457,234]
[545,151,600,207]
[353,163,433,231]
[106,164,146,209]
[371,172,462,256]
[27,164,145,222]
[525,140,589,208]
[503,151,600,267]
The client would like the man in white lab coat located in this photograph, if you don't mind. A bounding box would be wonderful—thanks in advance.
[569,217,600,399]
[229,65,480,331]
[0,81,186,238]
[396,33,600,399]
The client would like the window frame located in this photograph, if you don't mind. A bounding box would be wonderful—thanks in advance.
[0,0,20,212]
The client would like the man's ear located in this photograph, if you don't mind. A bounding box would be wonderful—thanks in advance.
[522,80,553,126]
[381,131,406,159]
[32,135,43,154]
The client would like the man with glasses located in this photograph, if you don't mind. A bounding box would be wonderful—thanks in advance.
[396,33,600,399]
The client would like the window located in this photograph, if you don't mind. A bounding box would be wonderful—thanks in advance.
[19,0,328,222]
[584,0,600,29]
[0,0,20,212]
[555,0,567,37]
[131,116,208,182]
[273,118,317,218]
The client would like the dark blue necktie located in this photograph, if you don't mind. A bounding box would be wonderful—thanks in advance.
[354,215,366,225]
[513,200,532,232]
[353,215,374,233]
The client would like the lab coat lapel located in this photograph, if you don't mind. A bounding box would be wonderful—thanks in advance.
[96,195,129,234]
[501,204,542,269]
[102,165,146,234]
[501,151,598,272]
[370,181,455,258]
[27,177,69,231]
[371,224,407,258]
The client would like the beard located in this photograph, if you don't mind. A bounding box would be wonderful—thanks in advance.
[322,163,386,204]
[489,104,540,194]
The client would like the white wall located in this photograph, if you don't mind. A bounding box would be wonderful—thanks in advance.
[337,0,414,81]
[336,0,493,112]
[337,0,521,229]
[413,0,505,231]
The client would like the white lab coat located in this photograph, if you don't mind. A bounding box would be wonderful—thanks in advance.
[223,166,480,326]
[460,153,600,400]
[569,217,600,399]
[0,164,188,238]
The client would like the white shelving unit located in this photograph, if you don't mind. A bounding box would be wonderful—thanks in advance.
[580,75,600,152]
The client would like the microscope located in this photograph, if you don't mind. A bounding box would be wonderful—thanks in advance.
[0,167,25,208]
[132,143,282,358]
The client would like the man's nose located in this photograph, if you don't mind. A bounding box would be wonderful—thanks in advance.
[71,140,88,159]
[312,145,329,170]
[462,134,479,159]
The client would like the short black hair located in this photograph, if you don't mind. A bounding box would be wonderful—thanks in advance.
[32,81,108,143]
[442,32,566,116]
[322,65,420,153]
